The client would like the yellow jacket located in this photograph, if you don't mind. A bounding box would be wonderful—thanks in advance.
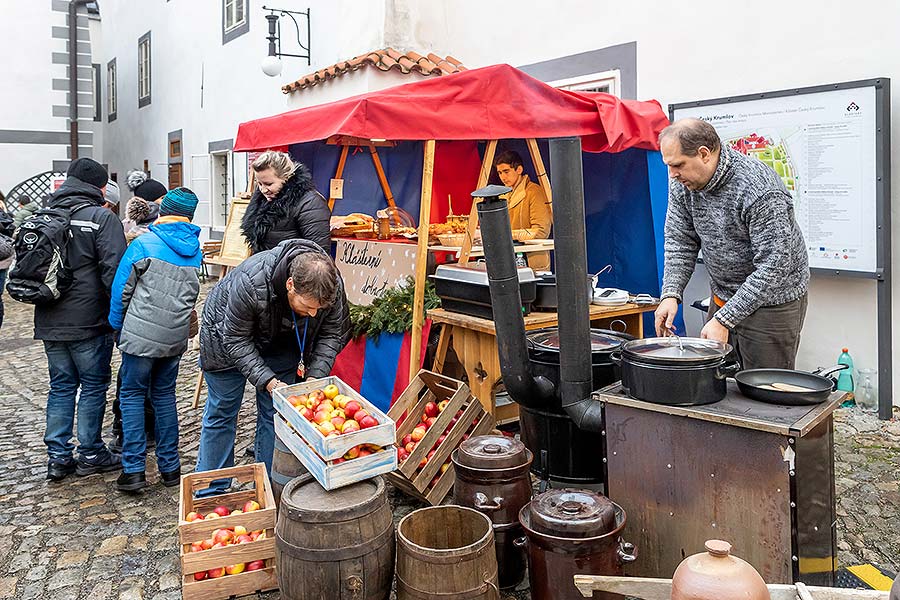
[506,175,552,271]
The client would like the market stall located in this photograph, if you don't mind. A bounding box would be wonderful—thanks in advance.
[233,63,671,413]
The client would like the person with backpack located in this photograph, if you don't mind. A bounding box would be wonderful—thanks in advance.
[109,188,202,492]
[9,158,127,481]
[12,194,40,228]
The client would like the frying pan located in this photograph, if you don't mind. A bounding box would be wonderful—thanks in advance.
[734,365,848,406]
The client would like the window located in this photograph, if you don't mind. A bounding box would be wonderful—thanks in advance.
[138,31,151,107]
[550,69,622,97]
[107,58,117,122]
[222,0,249,44]
[92,64,101,122]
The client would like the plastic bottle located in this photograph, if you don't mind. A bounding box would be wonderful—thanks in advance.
[515,253,527,268]
[836,348,855,408]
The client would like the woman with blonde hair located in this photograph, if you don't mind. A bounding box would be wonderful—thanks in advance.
[241,150,330,253]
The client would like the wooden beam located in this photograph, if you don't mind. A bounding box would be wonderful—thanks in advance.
[526,138,552,206]
[326,135,394,147]
[459,140,498,266]
[410,140,436,381]
[369,145,398,212]
[328,144,350,212]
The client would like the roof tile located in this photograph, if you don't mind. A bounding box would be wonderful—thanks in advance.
[282,48,466,93]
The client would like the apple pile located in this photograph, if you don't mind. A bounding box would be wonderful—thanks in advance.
[184,500,268,581]
[332,443,384,465]
[286,384,379,438]
[397,400,480,489]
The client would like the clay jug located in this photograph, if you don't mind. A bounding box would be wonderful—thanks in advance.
[890,573,900,600]
[671,540,770,600]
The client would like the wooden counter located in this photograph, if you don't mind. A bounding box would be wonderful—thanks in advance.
[428,302,657,422]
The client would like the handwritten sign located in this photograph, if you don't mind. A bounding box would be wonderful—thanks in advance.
[335,239,417,305]
[219,198,251,262]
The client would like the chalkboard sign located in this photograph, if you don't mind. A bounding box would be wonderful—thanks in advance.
[671,78,890,277]
[334,239,417,305]
[219,198,251,262]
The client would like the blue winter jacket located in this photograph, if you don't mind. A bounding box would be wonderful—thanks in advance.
[109,221,202,357]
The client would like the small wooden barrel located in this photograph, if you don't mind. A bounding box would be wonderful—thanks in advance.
[276,474,394,600]
[272,435,307,506]
[397,505,499,600]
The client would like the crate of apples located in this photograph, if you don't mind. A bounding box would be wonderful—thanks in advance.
[179,464,277,599]
[272,376,395,462]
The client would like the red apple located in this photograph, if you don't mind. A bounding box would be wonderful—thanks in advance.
[226,563,246,575]
[341,419,360,434]
[332,457,346,464]
[353,409,370,421]
[323,384,340,399]
[359,415,378,430]
[246,560,266,571]
[313,410,331,424]
[200,538,214,550]
[287,394,303,407]
[185,511,203,522]
[427,449,436,461]
[243,500,261,513]
[402,433,413,446]
[207,566,225,579]
[405,441,416,454]
[213,505,231,517]
[424,402,439,418]
[343,400,362,418]
[331,416,346,430]
[398,447,409,461]
[308,389,325,403]
[318,401,335,414]
[358,447,373,458]
[213,529,233,545]
[316,421,336,436]
[190,542,204,553]
[211,542,227,550]
[410,426,427,442]
[437,434,446,444]
[300,407,314,421]
[425,417,437,429]
[344,446,360,460]
[193,570,208,581]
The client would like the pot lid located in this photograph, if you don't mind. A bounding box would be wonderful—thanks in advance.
[526,488,617,537]
[622,337,732,365]
[527,328,627,352]
[455,435,529,469]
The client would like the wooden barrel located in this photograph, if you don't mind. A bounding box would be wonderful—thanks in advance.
[276,474,394,600]
[397,505,499,600]
[272,435,307,506]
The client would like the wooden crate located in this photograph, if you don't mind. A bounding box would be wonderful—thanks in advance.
[179,463,278,600]
[386,370,495,505]
[273,375,395,461]
[275,415,397,490]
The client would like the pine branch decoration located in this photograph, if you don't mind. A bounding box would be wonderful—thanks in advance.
[348,277,440,341]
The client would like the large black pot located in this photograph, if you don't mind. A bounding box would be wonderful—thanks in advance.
[611,337,741,406]
[521,328,632,483]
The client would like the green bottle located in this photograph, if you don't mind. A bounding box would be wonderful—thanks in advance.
[836,347,855,408]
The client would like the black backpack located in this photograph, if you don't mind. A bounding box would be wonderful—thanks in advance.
[7,202,92,305]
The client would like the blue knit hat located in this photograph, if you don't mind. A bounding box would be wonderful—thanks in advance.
[160,187,199,219]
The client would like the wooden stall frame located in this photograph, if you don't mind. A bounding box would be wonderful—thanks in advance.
[410,140,436,381]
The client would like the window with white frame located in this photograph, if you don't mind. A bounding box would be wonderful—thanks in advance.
[223,0,249,44]
[107,58,117,122]
[550,69,621,97]
[138,32,151,107]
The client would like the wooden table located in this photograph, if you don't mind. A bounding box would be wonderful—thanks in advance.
[428,302,657,423]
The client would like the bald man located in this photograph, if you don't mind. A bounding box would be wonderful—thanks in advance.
[654,118,809,370]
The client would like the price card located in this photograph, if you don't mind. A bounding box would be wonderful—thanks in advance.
[330,178,344,199]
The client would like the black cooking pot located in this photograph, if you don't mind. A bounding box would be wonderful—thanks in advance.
[611,337,741,406]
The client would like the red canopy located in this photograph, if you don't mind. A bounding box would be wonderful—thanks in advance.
[234,64,669,153]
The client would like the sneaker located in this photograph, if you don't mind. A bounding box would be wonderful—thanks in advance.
[47,460,77,482]
[76,451,122,476]
[116,471,147,492]
[160,468,181,488]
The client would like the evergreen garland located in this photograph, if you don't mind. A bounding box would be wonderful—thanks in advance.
[349,276,441,340]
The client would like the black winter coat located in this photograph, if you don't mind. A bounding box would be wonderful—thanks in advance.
[34,178,127,341]
[199,239,351,388]
[241,164,331,253]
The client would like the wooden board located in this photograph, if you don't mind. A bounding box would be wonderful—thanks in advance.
[272,376,396,461]
[274,415,397,490]
[410,140,436,381]
[218,198,251,262]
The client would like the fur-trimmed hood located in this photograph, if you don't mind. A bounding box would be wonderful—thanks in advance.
[240,163,331,253]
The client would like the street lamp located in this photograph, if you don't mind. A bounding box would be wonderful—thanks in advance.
[261,6,311,78]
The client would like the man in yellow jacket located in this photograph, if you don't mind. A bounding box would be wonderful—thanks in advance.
[494,150,553,271]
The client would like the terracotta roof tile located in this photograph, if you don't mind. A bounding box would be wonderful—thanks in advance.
[281,48,467,93]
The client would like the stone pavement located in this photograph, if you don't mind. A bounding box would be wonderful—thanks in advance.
[0,286,896,600]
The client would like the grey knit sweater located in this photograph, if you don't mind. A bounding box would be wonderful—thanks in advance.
[661,145,809,329]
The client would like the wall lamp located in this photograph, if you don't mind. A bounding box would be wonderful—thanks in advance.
[261,6,311,77]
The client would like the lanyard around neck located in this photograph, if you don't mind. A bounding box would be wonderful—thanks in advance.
[291,312,309,355]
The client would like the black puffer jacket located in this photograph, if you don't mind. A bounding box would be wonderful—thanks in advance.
[199,239,350,388]
[241,164,331,253]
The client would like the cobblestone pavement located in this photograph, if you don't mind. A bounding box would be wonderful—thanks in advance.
[0,286,896,599]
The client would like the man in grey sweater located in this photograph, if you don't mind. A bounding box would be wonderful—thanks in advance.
[655,118,810,370]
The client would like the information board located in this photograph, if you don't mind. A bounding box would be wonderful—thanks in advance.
[335,239,417,305]
[672,80,887,275]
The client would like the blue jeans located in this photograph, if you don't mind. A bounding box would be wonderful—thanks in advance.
[0,268,7,329]
[195,367,295,496]
[119,352,181,474]
[43,333,114,462]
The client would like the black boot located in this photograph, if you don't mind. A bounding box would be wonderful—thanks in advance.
[117,471,147,492]
[47,460,77,482]
[160,468,181,488]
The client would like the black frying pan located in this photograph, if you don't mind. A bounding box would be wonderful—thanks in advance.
[735,365,848,406]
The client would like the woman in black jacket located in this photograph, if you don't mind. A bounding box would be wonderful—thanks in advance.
[241,151,330,253]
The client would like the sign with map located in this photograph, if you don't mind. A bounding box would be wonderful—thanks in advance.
[673,84,882,275]
[335,239,417,305]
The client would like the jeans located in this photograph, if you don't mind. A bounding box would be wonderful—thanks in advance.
[112,368,155,440]
[195,366,295,496]
[0,268,7,329]
[43,333,114,462]
[119,352,181,473]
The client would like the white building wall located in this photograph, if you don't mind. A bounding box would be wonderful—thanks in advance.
[411,0,900,403]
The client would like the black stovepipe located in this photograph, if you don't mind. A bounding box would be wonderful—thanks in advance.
[477,198,555,408]
[549,136,603,432]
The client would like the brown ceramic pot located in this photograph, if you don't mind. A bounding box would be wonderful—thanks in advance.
[671,540,770,600]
